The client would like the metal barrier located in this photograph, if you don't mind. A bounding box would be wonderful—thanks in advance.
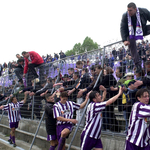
[1,39,149,149]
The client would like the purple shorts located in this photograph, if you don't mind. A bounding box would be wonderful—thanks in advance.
[125,140,150,150]
[81,131,103,150]
[9,122,19,129]
[57,124,72,141]
[47,134,57,141]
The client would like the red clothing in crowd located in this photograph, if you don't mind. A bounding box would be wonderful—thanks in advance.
[23,51,44,74]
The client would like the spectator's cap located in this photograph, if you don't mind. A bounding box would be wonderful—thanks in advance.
[63,74,69,78]
[124,72,134,78]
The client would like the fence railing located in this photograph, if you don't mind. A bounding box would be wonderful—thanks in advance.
[1,39,147,149]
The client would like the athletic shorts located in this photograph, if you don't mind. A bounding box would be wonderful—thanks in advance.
[9,122,19,129]
[56,124,72,141]
[81,131,103,150]
[125,140,150,150]
[47,134,57,141]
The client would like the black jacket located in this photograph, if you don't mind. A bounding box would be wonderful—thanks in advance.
[120,8,150,42]
[45,102,57,135]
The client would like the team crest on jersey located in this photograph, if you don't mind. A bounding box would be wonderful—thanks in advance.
[12,107,20,111]
[61,109,70,115]
[144,118,147,123]
[61,111,64,114]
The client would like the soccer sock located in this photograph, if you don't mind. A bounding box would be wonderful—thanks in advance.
[12,136,15,144]
[9,135,12,140]
[57,137,65,150]
[49,145,56,150]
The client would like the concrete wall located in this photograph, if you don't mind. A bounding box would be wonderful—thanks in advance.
[0,115,126,150]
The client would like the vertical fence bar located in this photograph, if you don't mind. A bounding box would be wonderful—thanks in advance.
[31,81,36,120]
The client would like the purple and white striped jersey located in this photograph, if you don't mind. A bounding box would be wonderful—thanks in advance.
[126,102,150,147]
[82,101,106,139]
[53,101,80,125]
[2,101,24,123]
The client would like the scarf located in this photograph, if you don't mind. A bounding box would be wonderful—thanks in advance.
[127,7,143,40]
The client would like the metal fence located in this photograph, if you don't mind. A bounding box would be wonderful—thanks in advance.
[0,39,149,149]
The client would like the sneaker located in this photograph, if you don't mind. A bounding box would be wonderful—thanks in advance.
[8,139,13,144]
[13,143,17,147]
[135,65,142,73]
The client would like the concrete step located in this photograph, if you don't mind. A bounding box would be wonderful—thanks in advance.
[0,132,41,150]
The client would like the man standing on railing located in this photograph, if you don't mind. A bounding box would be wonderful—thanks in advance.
[120,2,150,73]
[22,51,44,85]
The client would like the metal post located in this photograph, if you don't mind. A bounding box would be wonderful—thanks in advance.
[31,81,36,120]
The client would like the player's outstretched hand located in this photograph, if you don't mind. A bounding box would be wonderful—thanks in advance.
[118,86,123,95]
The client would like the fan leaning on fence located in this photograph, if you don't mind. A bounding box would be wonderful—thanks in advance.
[0,91,29,147]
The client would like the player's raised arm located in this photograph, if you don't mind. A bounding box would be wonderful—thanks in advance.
[106,87,123,106]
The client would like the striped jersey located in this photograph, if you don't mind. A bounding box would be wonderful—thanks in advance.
[82,101,106,139]
[2,101,24,123]
[53,101,80,125]
[126,102,150,147]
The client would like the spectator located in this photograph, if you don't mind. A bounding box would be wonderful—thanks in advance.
[22,51,44,85]
[13,57,24,84]
[54,53,59,60]
[120,2,150,73]
[67,68,74,79]
[3,62,7,69]
[0,64,3,76]
[93,66,120,132]
[126,55,134,72]
[104,55,109,66]
[112,47,117,60]
[109,54,115,68]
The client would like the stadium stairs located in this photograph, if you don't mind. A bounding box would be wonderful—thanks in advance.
[0,114,126,150]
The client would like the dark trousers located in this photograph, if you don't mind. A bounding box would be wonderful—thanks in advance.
[28,63,44,81]
[127,25,150,66]
[26,63,44,86]
[104,104,120,132]
[14,67,23,80]
[127,37,140,66]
